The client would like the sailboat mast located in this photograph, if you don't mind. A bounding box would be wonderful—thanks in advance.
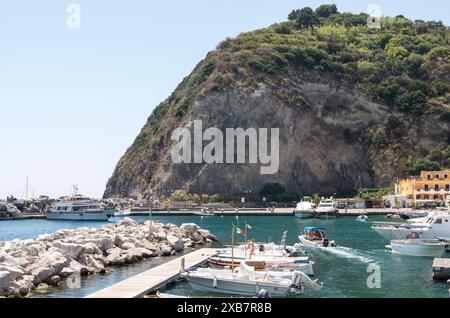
[25,176,29,199]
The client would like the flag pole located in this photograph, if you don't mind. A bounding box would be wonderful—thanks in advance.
[231,223,235,271]
[244,222,247,260]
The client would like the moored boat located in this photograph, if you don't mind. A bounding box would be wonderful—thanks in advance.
[183,262,321,297]
[47,194,113,221]
[294,197,316,219]
[315,198,339,219]
[389,239,446,257]
[208,252,314,276]
[399,211,429,220]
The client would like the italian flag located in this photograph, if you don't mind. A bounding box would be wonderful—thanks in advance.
[235,227,244,235]
[246,224,253,230]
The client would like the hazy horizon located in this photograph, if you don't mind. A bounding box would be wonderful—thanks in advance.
[1,1,449,199]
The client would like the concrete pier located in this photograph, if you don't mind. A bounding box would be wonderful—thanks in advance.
[119,208,410,217]
[85,248,218,298]
[432,258,450,281]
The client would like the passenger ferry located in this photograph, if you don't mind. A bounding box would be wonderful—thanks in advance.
[47,194,113,221]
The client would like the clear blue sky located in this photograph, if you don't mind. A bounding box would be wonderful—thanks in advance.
[1,1,449,199]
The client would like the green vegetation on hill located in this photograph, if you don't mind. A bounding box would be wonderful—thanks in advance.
[152,4,449,128]
[200,5,448,113]
[407,146,450,175]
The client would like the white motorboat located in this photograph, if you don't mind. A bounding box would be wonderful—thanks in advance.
[294,197,316,219]
[193,209,215,217]
[372,211,450,241]
[356,214,369,222]
[399,211,429,220]
[47,194,113,221]
[298,227,337,250]
[208,251,314,276]
[315,198,339,219]
[184,262,321,297]
[114,209,131,217]
[388,239,446,257]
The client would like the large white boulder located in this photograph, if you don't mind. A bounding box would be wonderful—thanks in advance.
[166,234,184,252]
[0,264,24,281]
[31,266,55,285]
[97,236,114,252]
[116,217,137,227]
[53,241,85,259]
[180,223,200,234]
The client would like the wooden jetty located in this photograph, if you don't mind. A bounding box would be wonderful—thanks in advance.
[85,248,218,298]
[432,258,450,281]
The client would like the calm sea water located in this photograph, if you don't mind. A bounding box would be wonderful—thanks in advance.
[0,215,449,298]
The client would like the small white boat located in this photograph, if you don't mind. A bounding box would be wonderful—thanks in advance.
[208,251,314,276]
[315,198,339,219]
[399,211,429,220]
[193,209,215,217]
[356,214,369,222]
[184,262,321,297]
[114,209,131,217]
[298,227,337,249]
[47,194,113,221]
[294,197,316,219]
[389,239,446,257]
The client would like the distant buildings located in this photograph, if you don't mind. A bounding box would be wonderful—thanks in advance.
[397,170,450,206]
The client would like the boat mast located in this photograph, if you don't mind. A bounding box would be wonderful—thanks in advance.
[231,224,235,270]
[25,176,29,199]
[244,222,247,260]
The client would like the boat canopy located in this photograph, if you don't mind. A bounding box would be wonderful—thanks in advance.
[304,226,326,231]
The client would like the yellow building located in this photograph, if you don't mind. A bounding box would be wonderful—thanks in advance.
[398,170,450,205]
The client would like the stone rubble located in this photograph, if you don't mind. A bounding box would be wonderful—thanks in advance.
[0,218,217,297]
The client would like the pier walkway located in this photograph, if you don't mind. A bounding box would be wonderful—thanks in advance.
[85,248,218,298]
[123,207,412,217]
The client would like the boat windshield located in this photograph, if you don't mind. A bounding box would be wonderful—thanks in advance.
[306,229,325,240]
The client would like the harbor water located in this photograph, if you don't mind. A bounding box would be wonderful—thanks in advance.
[0,215,449,298]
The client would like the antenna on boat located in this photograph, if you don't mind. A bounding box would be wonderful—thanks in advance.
[73,185,79,196]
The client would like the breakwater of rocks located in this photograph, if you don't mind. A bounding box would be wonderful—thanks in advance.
[0,217,217,298]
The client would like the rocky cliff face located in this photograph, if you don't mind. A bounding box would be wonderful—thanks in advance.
[104,78,448,198]
[104,10,450,199]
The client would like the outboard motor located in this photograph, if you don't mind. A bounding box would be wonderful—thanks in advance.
[323,239,329,247]
[257,289,270,298]
[330,240,337,247]
[292,271,322,291]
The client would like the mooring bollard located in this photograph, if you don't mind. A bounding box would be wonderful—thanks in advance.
[180,257,185,271]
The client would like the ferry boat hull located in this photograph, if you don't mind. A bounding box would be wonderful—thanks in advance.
[46,210,114,221]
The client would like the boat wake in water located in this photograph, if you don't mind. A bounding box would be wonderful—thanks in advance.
[311,245,375,264]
